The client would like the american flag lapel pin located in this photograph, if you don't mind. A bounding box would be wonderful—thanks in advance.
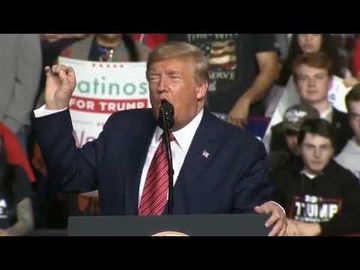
[202,150,210,158]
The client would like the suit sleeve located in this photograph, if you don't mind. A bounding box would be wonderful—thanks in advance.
[233,138,274,213]
[33,109,110,193]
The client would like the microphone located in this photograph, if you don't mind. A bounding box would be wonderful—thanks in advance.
[158,99,175,215]
[158,99,174,130]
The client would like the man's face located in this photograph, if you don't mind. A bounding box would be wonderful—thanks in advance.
[348,101,360,143]
[298,34,322,53]
[295,64,331,105]
[147,57,208,130]
[301,133,334,175]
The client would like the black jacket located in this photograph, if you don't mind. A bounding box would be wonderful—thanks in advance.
[270,158,360,236]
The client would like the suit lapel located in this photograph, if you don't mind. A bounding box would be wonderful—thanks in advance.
[174,111,224,196]
[124,112,157,215]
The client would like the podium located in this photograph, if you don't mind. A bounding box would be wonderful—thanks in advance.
[68,214,269,236]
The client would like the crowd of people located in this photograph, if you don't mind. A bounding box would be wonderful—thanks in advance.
[1,33,360,236]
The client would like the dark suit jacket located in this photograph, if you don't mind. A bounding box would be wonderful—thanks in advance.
[33,109,273,215]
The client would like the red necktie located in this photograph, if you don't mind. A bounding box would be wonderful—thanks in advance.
[138,134,174,216]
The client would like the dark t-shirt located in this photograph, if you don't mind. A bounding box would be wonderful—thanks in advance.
[168,34,276,115]
[0,164,32,229]
[88,38,114,62]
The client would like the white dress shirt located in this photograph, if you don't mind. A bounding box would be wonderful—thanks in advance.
[138,109,203,204]
[33,105,67,118]
[320,106,333,123]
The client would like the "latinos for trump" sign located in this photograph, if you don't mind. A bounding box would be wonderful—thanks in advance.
[58,57,151,147]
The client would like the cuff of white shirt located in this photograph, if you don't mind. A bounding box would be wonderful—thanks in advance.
[33,105,68,118]
[269,201,286,214]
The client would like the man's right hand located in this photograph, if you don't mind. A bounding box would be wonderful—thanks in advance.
[44,65,77,110]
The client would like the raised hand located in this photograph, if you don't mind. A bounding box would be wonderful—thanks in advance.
[44,65,77,110]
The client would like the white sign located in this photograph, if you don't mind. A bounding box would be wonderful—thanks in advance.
[58,57,151,147]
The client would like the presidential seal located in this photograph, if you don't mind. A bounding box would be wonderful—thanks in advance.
[152,231,189,236]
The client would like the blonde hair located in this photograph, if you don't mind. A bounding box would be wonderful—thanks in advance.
[146,41,209,84]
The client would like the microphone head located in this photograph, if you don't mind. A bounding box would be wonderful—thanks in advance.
[159,99,174,130]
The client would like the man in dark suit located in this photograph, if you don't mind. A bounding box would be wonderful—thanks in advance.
[33,42,286,236]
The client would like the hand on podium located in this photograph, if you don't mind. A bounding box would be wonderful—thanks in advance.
[255,201,287,236]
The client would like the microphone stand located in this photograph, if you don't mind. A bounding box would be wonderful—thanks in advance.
[162,129,174,215]
[160,104,174,215]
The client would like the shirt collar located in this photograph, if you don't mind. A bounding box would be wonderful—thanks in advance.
[300,169,318,180]
[154,109,204,152]
[320,106,333,123]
